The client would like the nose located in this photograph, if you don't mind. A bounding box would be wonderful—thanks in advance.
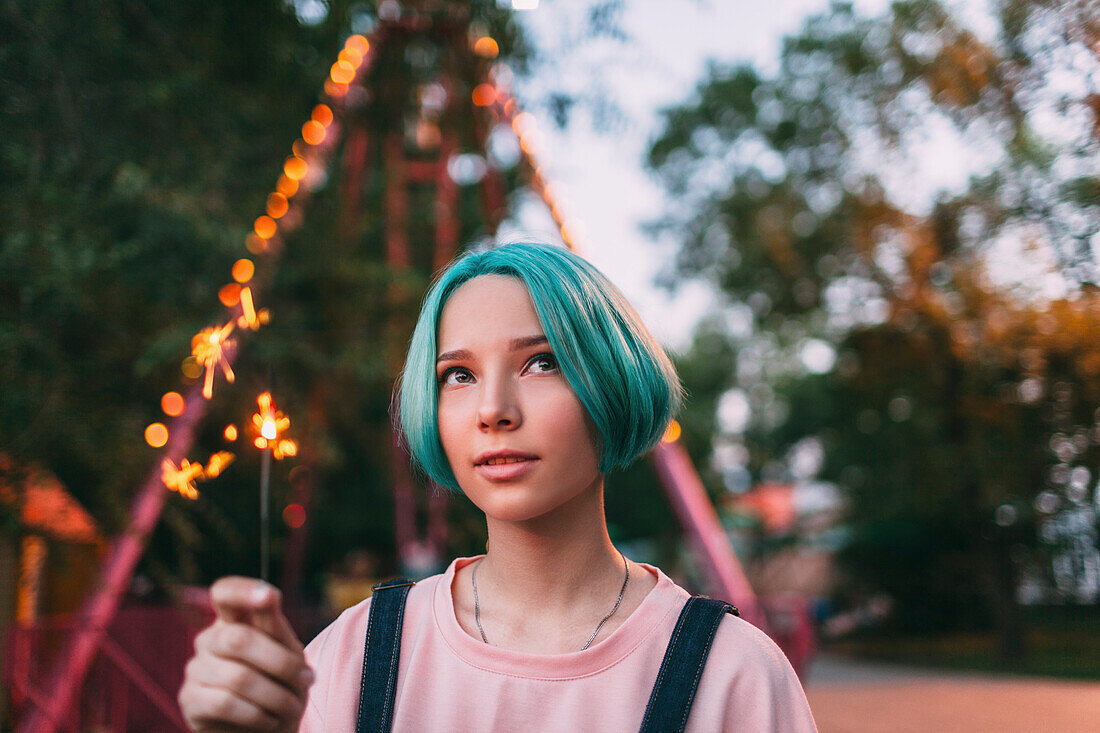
[476,375,521,431]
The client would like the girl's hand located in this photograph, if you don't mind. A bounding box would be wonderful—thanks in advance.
[179,577,313,732]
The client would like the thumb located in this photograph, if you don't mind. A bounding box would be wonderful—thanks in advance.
[249,581,304,653]
[209,577,303,652]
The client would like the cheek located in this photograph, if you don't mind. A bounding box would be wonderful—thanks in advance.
[542,392,601,468]
[436,395,467,462]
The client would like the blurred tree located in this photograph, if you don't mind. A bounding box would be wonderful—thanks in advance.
[647,0,1100,652]
[0,0,533,597]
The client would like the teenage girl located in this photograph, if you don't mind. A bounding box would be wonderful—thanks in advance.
[178,243,817,732]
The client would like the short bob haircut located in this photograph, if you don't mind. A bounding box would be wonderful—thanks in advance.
[398,242,683,491]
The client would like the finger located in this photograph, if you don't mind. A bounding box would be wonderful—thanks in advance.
[210,576,275,623]
[184,681,280,731]
[188,656,306,723]
[209,621,311,695]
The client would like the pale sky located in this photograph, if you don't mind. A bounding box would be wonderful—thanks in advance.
[503,0,890,352]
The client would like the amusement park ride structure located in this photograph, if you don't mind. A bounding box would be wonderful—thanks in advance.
[15,9,772,732]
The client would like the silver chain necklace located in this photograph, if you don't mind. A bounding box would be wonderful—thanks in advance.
[471,549,629,651]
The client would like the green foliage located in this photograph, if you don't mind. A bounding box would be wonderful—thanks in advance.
[647,0,1100,634]
[1,0,323,517]
[0,0,536,595]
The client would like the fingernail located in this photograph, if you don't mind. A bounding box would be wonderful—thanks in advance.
[300,668,315,686]
[251,581,273,605]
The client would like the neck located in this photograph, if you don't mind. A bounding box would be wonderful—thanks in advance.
[477,476,622,612]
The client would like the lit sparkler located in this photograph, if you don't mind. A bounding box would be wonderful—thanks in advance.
[161,458,204,500]
[191,322,236,399]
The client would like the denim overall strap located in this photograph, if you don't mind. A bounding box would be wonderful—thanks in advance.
[356,578,415,733]
[638,596,740,733]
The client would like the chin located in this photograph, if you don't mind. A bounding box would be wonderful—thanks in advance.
[462,475,600,525]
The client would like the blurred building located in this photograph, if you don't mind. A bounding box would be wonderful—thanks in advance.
[722,481,845,599]
[0,456,104,725]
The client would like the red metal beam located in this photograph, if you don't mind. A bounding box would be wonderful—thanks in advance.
[19,374,223,733]
[649,440,766,628]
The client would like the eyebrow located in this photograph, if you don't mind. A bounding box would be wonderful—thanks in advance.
[436,335,549,364]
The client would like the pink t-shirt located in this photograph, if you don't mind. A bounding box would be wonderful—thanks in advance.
[302,557,817,732]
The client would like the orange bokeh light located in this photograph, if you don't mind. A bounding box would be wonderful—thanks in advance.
[231,258,255,284]
[161,391,185,417]
[276,174,299,198]
[181,356,202,380]
[330,60,355,84]
[311,104,333,127]
[662,420,682,443]
[218,283,242,307]
[254,215,277,239]
[302,120,326,146]
[224,424,238,441]
[266,192,289,219]
[472,83,496,107]
[145,423,169,448]
[324,79,348,98]
[283,156,308,181]
[283,503,306,529]
[245,233,269,255]
[338,48,362,68]
[474,37,499,58]
[345,34,369,56]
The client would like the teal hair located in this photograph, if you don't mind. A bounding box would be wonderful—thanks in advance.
[397,242,683,491]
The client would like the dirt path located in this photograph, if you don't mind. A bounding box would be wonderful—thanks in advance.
[805,654,1100,733]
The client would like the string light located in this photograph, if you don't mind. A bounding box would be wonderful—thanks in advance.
[276,174,299,198]
[494,89,581,250]
[231,258,255,284]
[254,216,277,240]
[145,423,169,448]
[302,121,326,146]
[345,34,370,56]
[311,104,334,127]
[266,192,290,219]
[218,283,242,307]
[330,60,356,85]
[472,83,496,106]
[245,233,269,255]
[324,79,349,98]
[161,392,185,417]
[181,356,202,380]
[474,37,499,58]
[146,26,380,503]
[283,156,308,181]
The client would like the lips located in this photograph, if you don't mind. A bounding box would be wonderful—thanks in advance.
[474,449,539,481]
[474,449,538,466]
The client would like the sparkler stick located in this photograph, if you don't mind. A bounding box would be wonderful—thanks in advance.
[251,392,293,581]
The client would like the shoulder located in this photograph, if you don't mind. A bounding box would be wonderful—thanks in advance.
[691,611,817,731]
[711,611,801,684]
[302,574,440,718]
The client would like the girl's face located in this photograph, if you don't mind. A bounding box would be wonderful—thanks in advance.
[435,275,602,523]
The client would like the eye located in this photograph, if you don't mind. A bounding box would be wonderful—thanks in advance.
[525,353,558,374]
[439,366,473,386]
